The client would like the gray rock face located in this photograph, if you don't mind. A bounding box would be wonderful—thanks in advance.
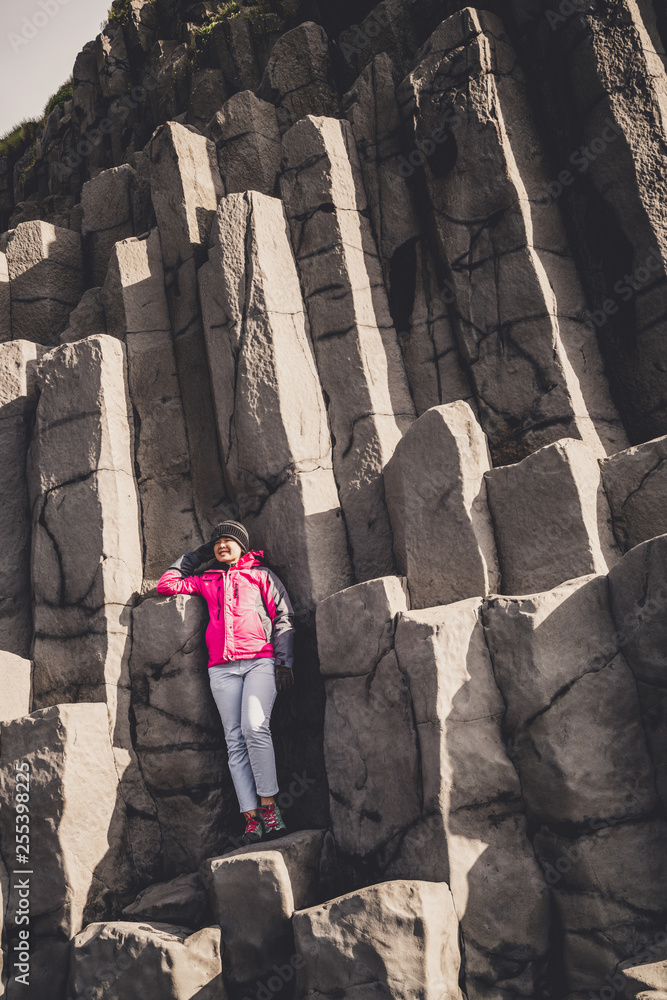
[68,922,224,1000]
[210,15,260,95]
[5,222,84,346]
[384,402,499,609]
[96,23,132,99]
[129,593,231,877]
[149,41,192,124]
[199,190,352,614]
[343,53,473,416]
[0,652,31,722]
[292,880,463,1000]
[0,342,46,657]
[281,115,416,582]
[485,437,620,596]
[534,821,667,993]
[81,164,136,287]
[59,287,107,343]
[207,91,282,197]
[121,872,211,930]
[0,704,137,1000]
[149,122,228,538]
[103,230,199,586]
[259,22,339,130]
[187,69,228,134]
[398,9,627,465]
[601,436,667,552]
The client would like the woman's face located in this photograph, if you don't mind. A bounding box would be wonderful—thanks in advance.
[214,536,243,565]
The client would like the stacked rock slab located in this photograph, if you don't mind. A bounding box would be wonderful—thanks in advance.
[292,881,463,1000]
[148,123,227,539]
[601,436,667,552]
[207,90,282,197]
[5,222,84,346]
[384,402,499,609]
[198,190,353,615]
[343,53,475,416]
[259,22,339,131]
[0,652,31,722]
[129,593,232,877]
[0,704,138,1000]
[81,164,137,287]
[102,229,199,586]
[281,115,416,582]
[0,342,46,657]
[398,8,627,464]
[68,922,223,1000]
[485,437,620,594]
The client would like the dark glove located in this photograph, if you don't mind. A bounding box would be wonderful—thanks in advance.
[194,541,215,563]
[276,666,294,692]
[176,550,203,576]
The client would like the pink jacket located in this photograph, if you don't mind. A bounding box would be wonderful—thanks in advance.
[156,551,294,670]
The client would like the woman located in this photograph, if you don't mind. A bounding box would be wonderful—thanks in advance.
[157,520,294,845]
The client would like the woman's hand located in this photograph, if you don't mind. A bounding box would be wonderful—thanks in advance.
[275,666,294,692]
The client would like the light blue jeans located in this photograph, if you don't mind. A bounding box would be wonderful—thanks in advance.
[208,657,279,813]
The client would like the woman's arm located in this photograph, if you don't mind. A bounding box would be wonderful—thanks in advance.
[260,570,295,673]
[156,551,206,596]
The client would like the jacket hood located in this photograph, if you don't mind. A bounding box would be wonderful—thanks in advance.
[201,550,265,574]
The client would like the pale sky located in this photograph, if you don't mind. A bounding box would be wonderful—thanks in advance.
[0,0,113,136]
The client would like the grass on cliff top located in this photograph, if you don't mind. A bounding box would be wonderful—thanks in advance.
[0,77,73,162]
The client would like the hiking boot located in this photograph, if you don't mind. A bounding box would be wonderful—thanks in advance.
[259,801,287,840]
[241,811,264,845]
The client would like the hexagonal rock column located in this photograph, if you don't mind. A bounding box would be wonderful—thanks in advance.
[149,122,227,537]
[28,336,142,728]
[207,90,282,197]
[0,704,137,1000]
[485,437,620,595]
[601,436,667,552]
[343,53,474,416]
[203,849,295,997]
[513,0,667,443]
[292,881,463,1000]
[0,341,47,657]
[485,571,665,990]
[398,9,627,464]
[81,164,136,287]
[620,946,667,994]
[259,22,339,131]
[384,402,499,609]
[393,600,551,998]
[129,594,232,877]
[0,250,9,341]
[608,535,667,812]
[5,222,84,346]
[102,230,200,587]
[199,191,352,615]
[281,115,416,582]
[69,922,223,1000]
[316,578,420,865]
[0,652,31,721]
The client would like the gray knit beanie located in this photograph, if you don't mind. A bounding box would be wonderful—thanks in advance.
[209,521,250,553]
